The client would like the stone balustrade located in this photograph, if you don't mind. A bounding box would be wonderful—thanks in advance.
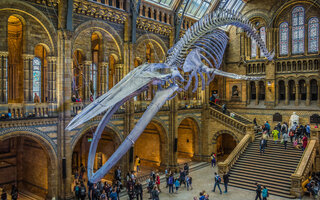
[290,140,317,197]
[71,102,85,116]
[1,103,55,119]
[218,133,253,175]
[179,100,202,110]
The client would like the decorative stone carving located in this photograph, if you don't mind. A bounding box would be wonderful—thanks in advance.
[136,18,172,36]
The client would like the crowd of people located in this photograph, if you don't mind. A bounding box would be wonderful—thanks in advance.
[258,120,310,155]
[305,172,320,198]
[0,185,18,200]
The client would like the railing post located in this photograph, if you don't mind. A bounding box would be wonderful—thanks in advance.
[290,174,303,197]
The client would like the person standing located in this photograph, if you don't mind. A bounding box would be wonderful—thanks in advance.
[302,134,308,151]
[264,121,270,136]
[222,104,227,114]
[74,182,80,200]
[135,156,141,173]
[272,128,279,144]
[212,172,222,194]
[211,153,216,167]
[184,163,189,175]
[135,181,143,200]
[168,174,174,194]
[151,186,160,200]
[80,182,86,200]
[255,182,262,200]
[1,189,7,200]
[283,132,289,150]
[306,124,311,138]
[174,178,180,193]
[155,173,161,192]
[223,172,230,193]
[260,137,266,155]
[109,187,118,200]
[127,185,135,200]
[10,185,18,200]
[114,166,122,181]
[289,129,294,143]
[262,186,268,200]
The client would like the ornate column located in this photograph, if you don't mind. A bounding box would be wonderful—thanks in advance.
[23,54,34,103]
[0,52,8,104]
[83,61,92,102]
[247,81,251,105]
[100,62,108,94]
[255,82,259,105]
[47,56,57,102]
[306,83,310,106]
[275,81,279,105]
[285,83,289,105]
[295,84,299,106]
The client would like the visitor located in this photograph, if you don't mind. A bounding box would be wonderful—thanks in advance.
[253,118,257,126]
[222,104,227,114]
[199,191,205,200]
[72,94,77,102]
[262,131,268,147]
[100,189,107,200]
[92,183,100,200]
[211,153,216,167]
[34,93,40,103]
[147,176,154,199]
[302,134,308,151]
[283,131,289,150]
[165,169,169,188]
[184,163,189,175]
[174,178,180,193]
[289,129,294,143]
[262,186,268,200]
[223,172,230,193]
[151,185,160,200]
[80,163,86,178]
[1,189,7,200]
[212,172,222,194]
[114,166,121,181]
[209,94,215,105]
[87,180,93,200]
[127,185,135,200]
[168,174,174,193]
[109,187,118,200]
[10,185,18,200]
[264,121,270,136]
[155,173,161,192]
[272,128,279,144]
[150,169,156,182]
[281,122,287,137]
[255,182,262,200]
[135,156,140,173]
[74,182,80,200]
[80,182,86,200]
[306,124,311,138]
[186,175,193,191]
[293,138,301,150]
[135,181,143,200]
[260,136,266,155]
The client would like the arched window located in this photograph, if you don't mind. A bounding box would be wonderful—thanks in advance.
[260,27,266,57]
[308,17,319,53]
[251,38,257,58]
[292,6,305,54]
[90,64,98,99]
[279,22,289,56]
[32,57,41,102]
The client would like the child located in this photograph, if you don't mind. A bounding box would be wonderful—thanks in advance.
[262,186,268,200]
[174,178,180,193]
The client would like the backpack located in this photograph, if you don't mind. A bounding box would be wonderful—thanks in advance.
[75,186,80,195]
[80,186,86,196]
[168,176,174,185]
[216,175,221,182]
[289,131,294,137]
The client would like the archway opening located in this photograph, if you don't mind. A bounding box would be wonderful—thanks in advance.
[72,50,84,101]
[250,81,256,100]
[72,127,119,183]
[134,122,163,173]
[258,81,265,101]
[34,44,48,102]
[216,133,237,161]
[177,118,198,164]
[278,80,285,101]
[8,15,24,103]
[0,136,50,199]
[299,79,306,100]
[310,79,318,101]
[288,80,295,101]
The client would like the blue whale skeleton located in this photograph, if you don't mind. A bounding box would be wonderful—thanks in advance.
[66,9,274,183]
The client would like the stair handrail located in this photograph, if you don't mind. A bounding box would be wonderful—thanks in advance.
[209,102,253,124]
[290,140,317,197]
[208,107,249,134]
[218,133,253,175]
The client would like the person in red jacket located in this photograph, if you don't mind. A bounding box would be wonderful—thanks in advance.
[156,173,161,192]
[302,134,308,151]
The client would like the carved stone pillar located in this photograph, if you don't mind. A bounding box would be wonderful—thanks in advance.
[255,83,259,105]
[295,84,299,106]
[23,54,34,103]
[285,84,289,105]
[83,61,92,102]
[100,62,108,94]
[0,52,8,103]
[306,83,310,106]
[275,82,279,105]
[247,81,251,105]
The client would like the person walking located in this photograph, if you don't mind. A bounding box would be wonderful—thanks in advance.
[135,156,141,173]
[306,124,311,138]
[262,131,268,147]
[272,128,279,144]
[174,178,180,193]
[80,182,86,200]
[155,173,161,192]
[260,137,266,155]
[11,185,18,200]
[289,129,294,143]
[255,182,262,200]
[109,187,118,200]
[223,172,230,193]
[283,132,289,150]
[262,186,268,200]
[168,174,174,194]
[264,121,270,136]
[74,182,80,200]
[212,172,222,194]
[151,186,160,200]
[211,153,216,167]
[135,181,143,200]
[302,134,308,151]
[1,189,7,200]
[222,104,227,114]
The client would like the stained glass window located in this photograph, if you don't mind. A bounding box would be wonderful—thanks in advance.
[32,57,41,102]
[292,6,305,54]
[279,22,289,56]
[260,27,266,57]
[308,17,319,53]
[251,38,257,58]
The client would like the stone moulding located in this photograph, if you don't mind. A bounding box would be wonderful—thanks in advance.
[73,0,127,24]
[136,17,172,36]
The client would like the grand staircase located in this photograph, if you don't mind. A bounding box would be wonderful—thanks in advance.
[210,103,252,125]
[228,134,303,198]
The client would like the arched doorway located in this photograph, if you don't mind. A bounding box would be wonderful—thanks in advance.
[215,132,237,161]
[0,136,52,199]
[288,80,296,101]
[177,118,198,164]
[258,81,265,101]
[250,81,256,100]
[310,79,318,101]
[134,121,166,172]
[34,44,48,103]
[72,127,120,182]
[299,79,306,100]
[8,15,24,103]
[278,80,285,101]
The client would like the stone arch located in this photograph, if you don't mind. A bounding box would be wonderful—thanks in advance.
[72,20,123,60]
[0,127,58,198]
[0,0,57,54]
[135,34,168,62]
[71,121,123,151]
[34,42,51,55]
[212,130,239,160]
[212,130,240,144]
[243,9,271,25]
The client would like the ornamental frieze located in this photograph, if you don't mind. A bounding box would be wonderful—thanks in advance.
[136,18,172,36]
[73,0,127,24]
